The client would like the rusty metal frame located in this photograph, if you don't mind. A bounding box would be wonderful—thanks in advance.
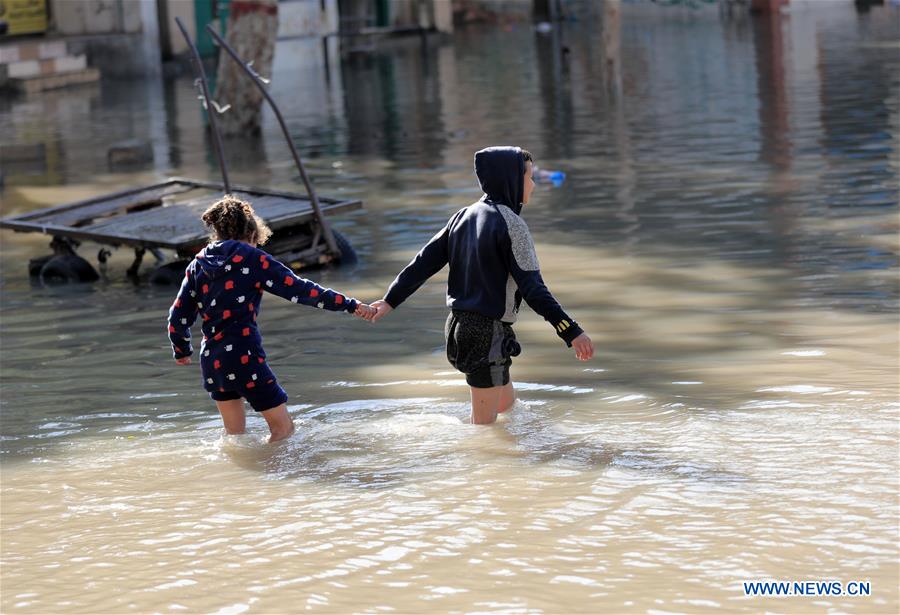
[175,17,232,193]
[204,23,341,257]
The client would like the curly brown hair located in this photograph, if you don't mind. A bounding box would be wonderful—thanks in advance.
[201,195,273,245]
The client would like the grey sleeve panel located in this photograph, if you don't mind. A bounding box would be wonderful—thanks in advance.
[497,205,540,272]
[501,273,519,323]
[496,204,583,346]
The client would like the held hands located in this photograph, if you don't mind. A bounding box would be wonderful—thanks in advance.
[572,333,594,361]
[354,299,392,324]
[369,299,393,323]
[354,302,378,321]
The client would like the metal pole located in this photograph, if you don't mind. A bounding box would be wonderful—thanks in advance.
[175,17,231,194]
[205,24,340,257]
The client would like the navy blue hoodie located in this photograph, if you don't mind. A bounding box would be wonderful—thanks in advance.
[384,146,583,346]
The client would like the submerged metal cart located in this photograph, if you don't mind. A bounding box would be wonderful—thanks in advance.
[0,18,361,285]
[0,179,361,284]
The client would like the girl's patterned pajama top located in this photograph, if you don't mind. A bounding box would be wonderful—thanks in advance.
[167,240,358,405]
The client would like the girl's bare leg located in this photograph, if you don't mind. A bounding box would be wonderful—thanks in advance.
[470,386,502,424]
[497,381,516,413]
[260,403,294,443]
[215,399,247,434]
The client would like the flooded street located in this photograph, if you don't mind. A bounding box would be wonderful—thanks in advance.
[1,2,898,613]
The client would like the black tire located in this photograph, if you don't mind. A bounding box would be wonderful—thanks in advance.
[28,254,54,277]
[331,229,357,265]
[149,260,191,285]
[39,255,100,285]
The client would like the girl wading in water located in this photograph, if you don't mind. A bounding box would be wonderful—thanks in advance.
[166,196,375,442]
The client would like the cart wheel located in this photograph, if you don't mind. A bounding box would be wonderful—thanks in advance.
[149,260,191,285]
[39,255,100,284]
[28,255,54,277]
[332,229,357,265]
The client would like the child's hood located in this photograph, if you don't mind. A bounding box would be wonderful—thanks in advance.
[196,239,252,279]
[474,146,526,215]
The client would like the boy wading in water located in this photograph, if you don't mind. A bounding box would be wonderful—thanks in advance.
[371,146,594,424]
[167,196,375,442]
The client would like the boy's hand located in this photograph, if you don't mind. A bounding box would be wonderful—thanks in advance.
[572,333,594,361]
[354,302,377,321]
[370,299,393,323]
[175,356,192,365]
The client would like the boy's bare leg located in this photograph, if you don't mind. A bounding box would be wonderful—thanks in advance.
[497,381,516,413]
[470,386,502,424]
[260,403,295,442]
[215,399,247,435]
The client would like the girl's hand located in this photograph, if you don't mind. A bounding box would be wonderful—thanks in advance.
[354,303,377,321]
[370,300,393,323]
[175,356,192,365]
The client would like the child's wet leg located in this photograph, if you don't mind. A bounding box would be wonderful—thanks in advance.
[470,386,502,424]
[260,403,294,443]
[497,381,516,413]
[215,399,247,435]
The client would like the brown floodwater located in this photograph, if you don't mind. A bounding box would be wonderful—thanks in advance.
[1,2,898,613]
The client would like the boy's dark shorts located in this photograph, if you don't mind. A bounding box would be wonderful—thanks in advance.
[445,309,521,389]
[209,380,288,413]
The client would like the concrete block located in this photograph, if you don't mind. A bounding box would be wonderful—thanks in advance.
[19,44,40,61]
[38,41,68,59]
[0,45,21,64]
[7,60,41,79]
[53,54,88,73]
